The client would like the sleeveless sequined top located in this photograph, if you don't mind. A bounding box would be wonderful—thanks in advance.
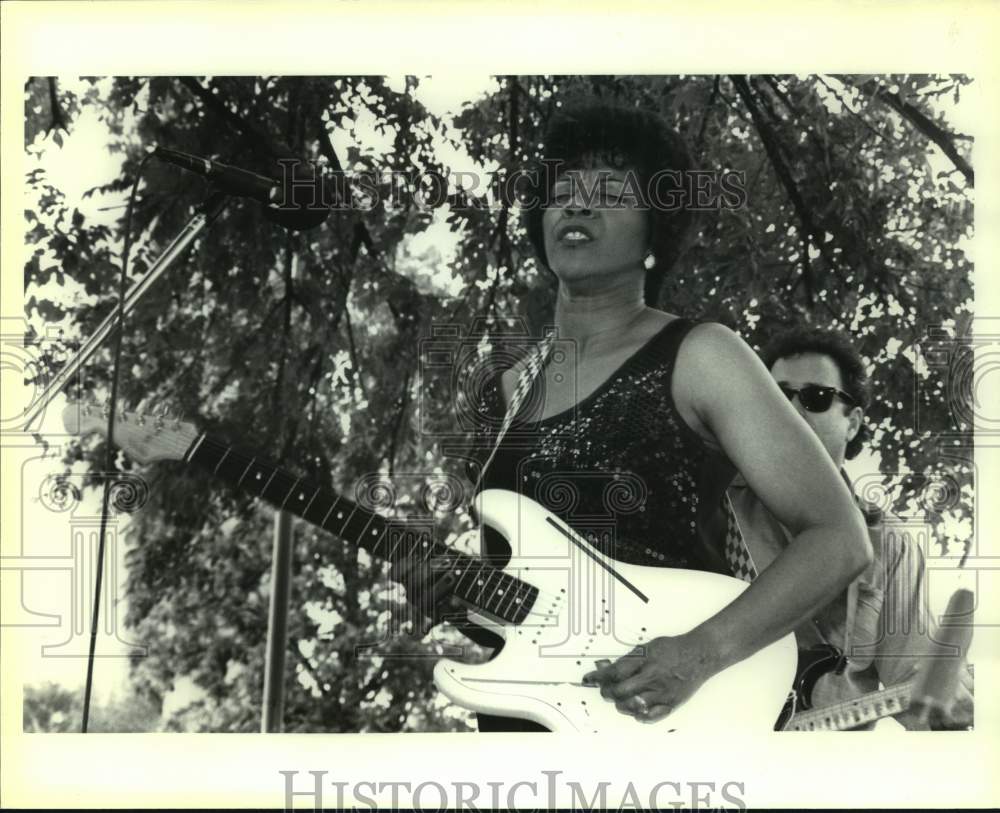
[468,317,730,571]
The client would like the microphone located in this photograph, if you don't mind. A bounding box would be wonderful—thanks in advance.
[909,588,974,728]
[151,146,330,231]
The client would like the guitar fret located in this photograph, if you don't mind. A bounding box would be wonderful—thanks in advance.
[382,527,426,562]
[496,579,515,619]
[339,507,379,548]
[319,495,344,528]
[332,503,356,535]
[371,526,395,561]
[498,576,524,620]
[452,556,475,593]
[511,584,534,623]
[484,571,509,616]
[455,560,480,605]
[477,566,498,610]
[300,486,320,518]
[183,432,207,463]
[236,456,257,487]
[413,532,434,561]
[378,527,404,562]
[258,467,280,499]
[475,563,499,609]
[279,476,302,510]
[189,437,224,470]
[212,448,230,475]
[412,531,434,561]
[504,576,530,622]
[451,558,473,593]
[491,573,513,618]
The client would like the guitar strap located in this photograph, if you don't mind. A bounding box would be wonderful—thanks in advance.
[469,329,556,501]
[837,579,858,675]
[722,491,758,582]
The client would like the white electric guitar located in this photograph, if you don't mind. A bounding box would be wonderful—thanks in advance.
[63,401,797,732]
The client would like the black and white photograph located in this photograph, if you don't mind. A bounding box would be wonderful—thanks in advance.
[2,2,998,810]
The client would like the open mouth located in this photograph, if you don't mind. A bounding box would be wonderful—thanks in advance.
[556,224,595,244]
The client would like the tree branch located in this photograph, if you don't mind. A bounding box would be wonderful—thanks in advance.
[177,77,283,160]
[729,75,839,289]
[385,371,412,477]
[46,78,69,134]
[696,76,721,155]
[342,305,367,401]
[812,75,891,146]
[851,78,974,186]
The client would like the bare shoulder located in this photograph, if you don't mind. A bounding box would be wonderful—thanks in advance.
[674,322,767,404]
[679,321,753,365]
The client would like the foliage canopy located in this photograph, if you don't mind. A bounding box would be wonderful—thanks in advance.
[24,74,974,731]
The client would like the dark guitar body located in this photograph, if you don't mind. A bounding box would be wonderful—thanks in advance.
[774,644,845,730]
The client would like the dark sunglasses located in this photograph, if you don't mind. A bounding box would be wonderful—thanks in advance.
[779,383,856,413]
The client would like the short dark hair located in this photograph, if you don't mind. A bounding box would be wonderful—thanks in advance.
[760,326,872,460]
[522,102,695,306]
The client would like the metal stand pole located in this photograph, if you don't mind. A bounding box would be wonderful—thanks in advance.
[262,509,294,732]
[18,193,228,430]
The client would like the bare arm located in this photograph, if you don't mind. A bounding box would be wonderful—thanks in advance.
[679,323,872,670]
[585,323,872,717]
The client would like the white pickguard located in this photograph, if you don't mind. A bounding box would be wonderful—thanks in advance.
[433,489,798,733]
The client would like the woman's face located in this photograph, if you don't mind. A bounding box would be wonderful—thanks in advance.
[541,163,650,292]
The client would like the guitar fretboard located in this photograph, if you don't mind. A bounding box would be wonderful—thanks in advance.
[787,682,913,731]
[185,433,536,625]
[787,663,974,732]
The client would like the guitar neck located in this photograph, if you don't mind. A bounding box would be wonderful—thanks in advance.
[785,681,914,731]
[787,661,974,732]
[183,432,535,625]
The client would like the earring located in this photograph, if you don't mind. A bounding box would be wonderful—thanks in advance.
[643,252,656,270]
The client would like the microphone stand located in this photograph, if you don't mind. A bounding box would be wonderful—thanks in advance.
[18,192,229,429]
[20,188,229,733]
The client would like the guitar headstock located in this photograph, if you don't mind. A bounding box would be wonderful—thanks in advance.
[62,399,198,464]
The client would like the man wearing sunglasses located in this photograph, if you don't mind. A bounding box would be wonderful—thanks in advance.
[727,326,973,730]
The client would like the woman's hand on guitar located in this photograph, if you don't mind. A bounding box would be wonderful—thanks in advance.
[388,554,463,638]
[581,633,722,722]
